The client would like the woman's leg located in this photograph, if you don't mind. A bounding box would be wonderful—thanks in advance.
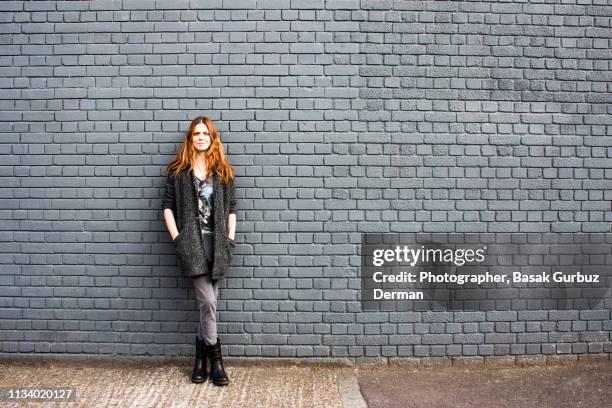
[192,269,219,346]
[192,262,227,386]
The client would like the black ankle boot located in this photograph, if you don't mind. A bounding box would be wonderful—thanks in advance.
[207,338,229,386]
[191,336,207,383]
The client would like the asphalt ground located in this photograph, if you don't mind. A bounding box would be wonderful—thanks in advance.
[0,358,610,408]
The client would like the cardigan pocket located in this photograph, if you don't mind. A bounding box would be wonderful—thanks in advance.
[173,232,190,273]
[226,239,235,263]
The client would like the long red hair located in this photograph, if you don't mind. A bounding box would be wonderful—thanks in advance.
[164,116,234,184]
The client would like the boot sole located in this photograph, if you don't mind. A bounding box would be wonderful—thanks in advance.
[191,376,207,384]
[211,379,229,386]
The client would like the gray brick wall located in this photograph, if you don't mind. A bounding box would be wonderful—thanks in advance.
[1,0,611,363]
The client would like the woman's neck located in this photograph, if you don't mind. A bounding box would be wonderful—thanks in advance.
[193,157,208,177]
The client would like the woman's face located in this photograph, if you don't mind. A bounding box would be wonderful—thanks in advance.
[192,122,211,152]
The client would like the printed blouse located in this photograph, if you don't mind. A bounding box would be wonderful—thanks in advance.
[192,172,214,235]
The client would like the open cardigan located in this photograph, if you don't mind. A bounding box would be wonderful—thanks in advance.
[161,168,236,279]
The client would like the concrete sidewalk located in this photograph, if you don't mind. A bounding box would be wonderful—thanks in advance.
[0,359,364,408]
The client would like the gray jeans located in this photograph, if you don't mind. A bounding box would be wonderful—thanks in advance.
[192,268,219,346]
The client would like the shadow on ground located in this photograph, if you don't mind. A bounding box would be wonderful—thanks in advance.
[358,361,611,408]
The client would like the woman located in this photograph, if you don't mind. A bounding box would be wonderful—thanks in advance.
[161,116,236,386]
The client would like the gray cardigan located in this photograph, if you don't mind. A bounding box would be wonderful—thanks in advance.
[161,168,237,279]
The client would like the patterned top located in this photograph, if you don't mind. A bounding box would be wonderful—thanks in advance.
[192,171,214,235]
